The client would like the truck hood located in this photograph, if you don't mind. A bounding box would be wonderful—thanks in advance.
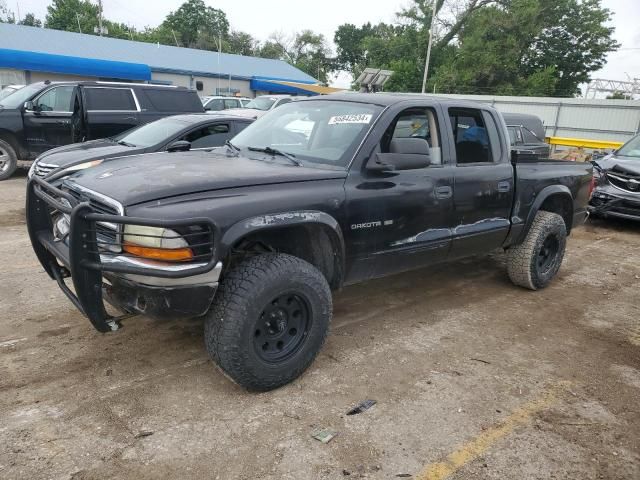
[594,155,640,176]
[37,139,143,167]
[66,150,347,207]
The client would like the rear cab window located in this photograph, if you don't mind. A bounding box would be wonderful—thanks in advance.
[448,108,498,165]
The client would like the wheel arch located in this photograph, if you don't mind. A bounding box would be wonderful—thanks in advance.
[515,185,574,245]
[220,210,346,290]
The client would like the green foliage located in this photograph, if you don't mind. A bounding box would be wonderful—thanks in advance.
[334,0,619,97]
[19,13,42,27]
[161,0,229,50]
[45,0,99,34]
[258,31,333,83]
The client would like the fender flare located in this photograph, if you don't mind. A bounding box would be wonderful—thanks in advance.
[220,210,346,286]
[513,185,574,245]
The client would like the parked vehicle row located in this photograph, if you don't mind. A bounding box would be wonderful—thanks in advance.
[27,93,592,392]
[28,113,253,178]
[0,80,205,180]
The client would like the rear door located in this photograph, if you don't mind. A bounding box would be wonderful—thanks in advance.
[447,107,514,258]
[22,85,78,155]
[82,86,139,139]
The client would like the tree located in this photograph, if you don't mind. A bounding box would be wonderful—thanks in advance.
[226,31,259,56]
[161,0,229,49]
[0,0,15,23]
[606,91,632,100]
[258,30,333,83]
[45,0,100,34]
[334,0,618,97]
[19,13,42,27]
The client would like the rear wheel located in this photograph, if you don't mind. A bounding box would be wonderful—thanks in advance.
[507,211,567,290]
[204,253,332,391]
[0,139,17,181]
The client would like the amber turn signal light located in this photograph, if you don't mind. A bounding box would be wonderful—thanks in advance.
[123,242,194,262]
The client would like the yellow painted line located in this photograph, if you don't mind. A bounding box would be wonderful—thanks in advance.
[545,136,623,150]
[415,383,567,480]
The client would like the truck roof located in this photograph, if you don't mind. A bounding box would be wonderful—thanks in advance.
[306,92,493,110]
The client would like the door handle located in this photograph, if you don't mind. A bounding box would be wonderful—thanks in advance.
[56,120,70,125]
[497,181,511,193]
[123,116,137,121]
[435,186,453,199]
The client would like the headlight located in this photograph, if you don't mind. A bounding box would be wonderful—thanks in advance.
[65,159,104,172]
[122,225,194,261]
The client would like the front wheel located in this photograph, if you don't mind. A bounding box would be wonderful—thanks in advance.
[0,139,18,181]
[204,253,332,391]
[507,211,567,290]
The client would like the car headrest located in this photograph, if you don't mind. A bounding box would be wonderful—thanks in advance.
[389,137,430,155]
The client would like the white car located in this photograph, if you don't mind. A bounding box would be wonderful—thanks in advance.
[0,84,25,101]
[226,95,296,119]
[202,95,245,111]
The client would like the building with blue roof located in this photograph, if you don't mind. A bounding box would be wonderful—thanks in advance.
[0,23,322,97]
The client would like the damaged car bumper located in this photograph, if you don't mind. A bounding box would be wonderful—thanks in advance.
[589,184,640,221]
[26,176,221,332]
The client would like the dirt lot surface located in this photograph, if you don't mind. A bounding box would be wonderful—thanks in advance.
[1,172,639,480]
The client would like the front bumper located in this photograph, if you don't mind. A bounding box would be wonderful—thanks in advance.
[589,186,640,221]
[26,176,221,332]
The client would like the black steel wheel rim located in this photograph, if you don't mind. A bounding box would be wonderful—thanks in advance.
[537,234,560,273]
[253,292,311,363]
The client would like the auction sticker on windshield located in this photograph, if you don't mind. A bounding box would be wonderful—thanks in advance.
[328,114,373,125]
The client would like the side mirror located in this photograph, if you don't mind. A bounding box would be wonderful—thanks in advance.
[510,149,538,164]
[24,101,36,111]
[167,140,191,152]
[367,152,431,172]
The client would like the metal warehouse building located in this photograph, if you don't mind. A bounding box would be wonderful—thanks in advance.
[0,23,326,97]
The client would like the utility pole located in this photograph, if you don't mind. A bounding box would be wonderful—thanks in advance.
[97,0,103,35]
[421,0,438,94]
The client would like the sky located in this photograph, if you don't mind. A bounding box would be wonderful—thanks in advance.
[12,0,640,90]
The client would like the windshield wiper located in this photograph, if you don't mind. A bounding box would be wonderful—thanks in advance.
[247,146,301,166]
[117,140,136,147]
[225,139,241,156]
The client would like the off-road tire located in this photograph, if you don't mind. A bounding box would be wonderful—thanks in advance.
[0,139,18,181]
[507,211,567,290]
[204,253,332,391]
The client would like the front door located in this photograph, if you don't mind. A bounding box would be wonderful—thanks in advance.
[447,107,514,258]
[344,105,454,281]
[22,85,77,156]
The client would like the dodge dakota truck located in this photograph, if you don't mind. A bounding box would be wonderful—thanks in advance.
[27,93,593,391]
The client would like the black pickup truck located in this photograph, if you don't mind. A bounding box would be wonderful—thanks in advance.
[0,81,204,180]
[27,93,593,391]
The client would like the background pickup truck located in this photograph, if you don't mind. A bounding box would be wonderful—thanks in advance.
[0,80,204,180]
[27,93,593,391]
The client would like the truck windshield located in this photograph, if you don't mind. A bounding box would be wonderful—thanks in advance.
[113,117,192,147]
[0,83,43,109]
[232,100,383,168]
[616,134,640,159]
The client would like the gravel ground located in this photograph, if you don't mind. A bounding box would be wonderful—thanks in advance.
[1,171,639,480]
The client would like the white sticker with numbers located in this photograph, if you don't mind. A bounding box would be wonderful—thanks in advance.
[328,114,373,125]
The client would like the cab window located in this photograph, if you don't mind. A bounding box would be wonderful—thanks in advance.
[448,108,494,164]
[380,107,442,165]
